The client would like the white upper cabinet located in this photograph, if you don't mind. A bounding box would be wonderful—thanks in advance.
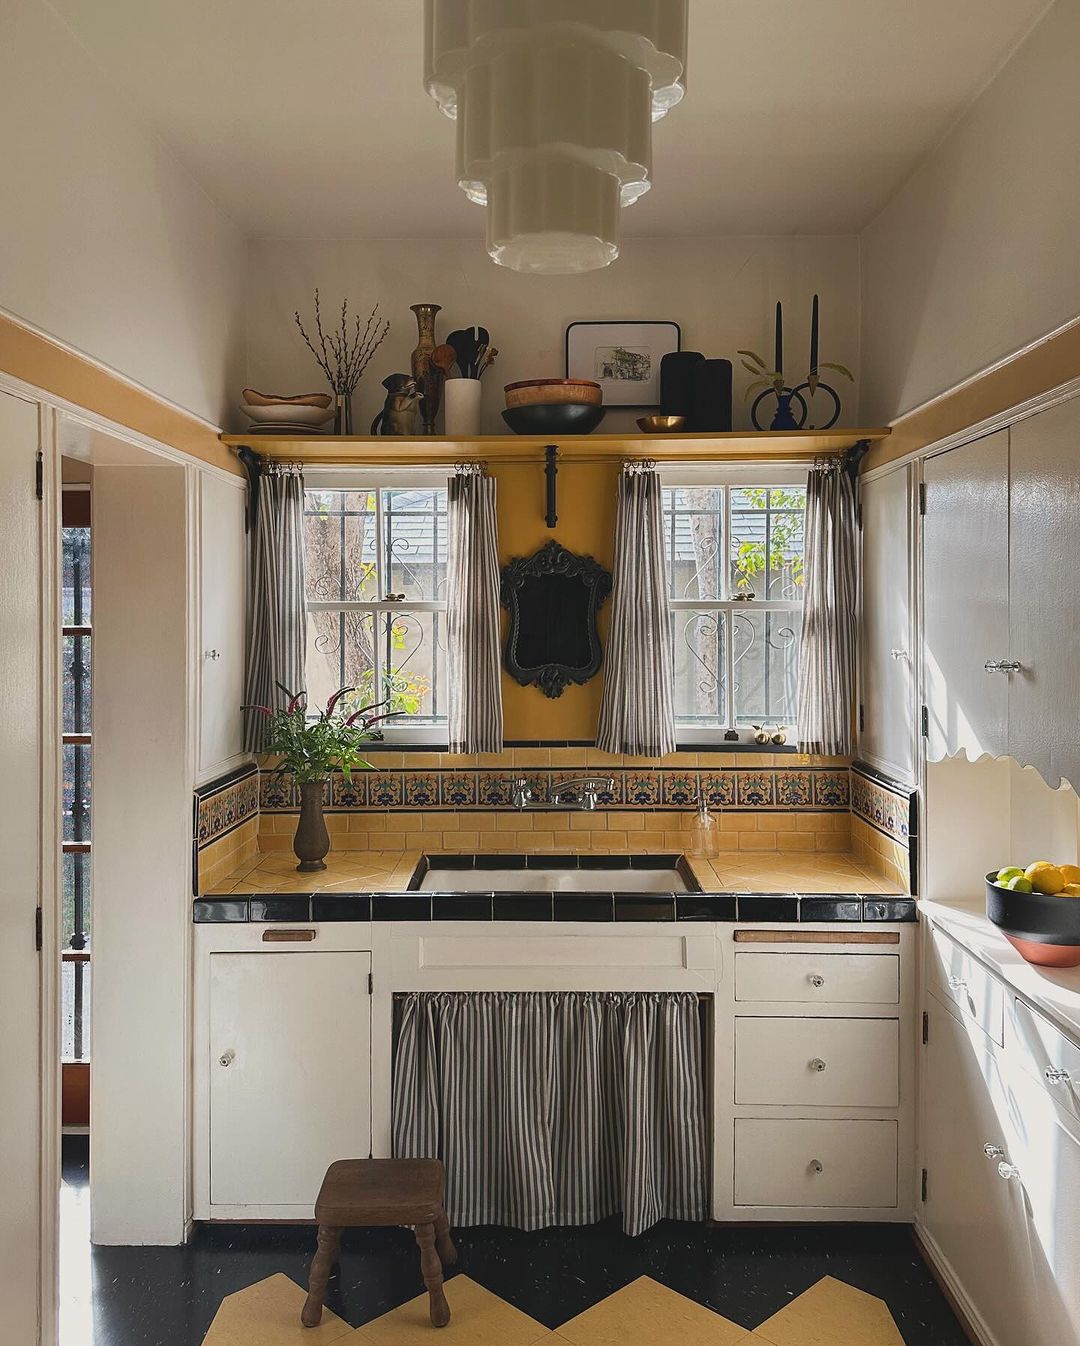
[922,429,1010,763]
[197,470,248,783]
[1008,399,1080,792]
[859,465,915,782]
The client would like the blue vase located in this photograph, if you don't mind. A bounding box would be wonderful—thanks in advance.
[770,391,801,430]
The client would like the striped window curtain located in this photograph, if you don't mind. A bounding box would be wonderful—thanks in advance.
[446,465,503,753]
[596,464,676,756]
[392,991,707,1237]
[796,461,858,755]
[242,461,307,751]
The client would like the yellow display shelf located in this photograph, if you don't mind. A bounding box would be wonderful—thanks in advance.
[220,427,890,465]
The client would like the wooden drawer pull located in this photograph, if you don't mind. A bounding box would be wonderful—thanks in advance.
[734,930,900,945]
[262,928,316,942]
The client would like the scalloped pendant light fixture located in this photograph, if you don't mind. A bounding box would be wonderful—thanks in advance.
[423,1,688,273]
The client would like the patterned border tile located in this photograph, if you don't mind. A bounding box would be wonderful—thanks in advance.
[194,766,259,849]
[851,763,912,842]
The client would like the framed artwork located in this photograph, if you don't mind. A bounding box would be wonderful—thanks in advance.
[565,320,681,407]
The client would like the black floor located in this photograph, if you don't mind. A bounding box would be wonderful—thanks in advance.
[62,1137,970,1346]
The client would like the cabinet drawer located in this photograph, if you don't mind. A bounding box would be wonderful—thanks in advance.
[735,952,899,1004]
[927,925,1005,1045]
[734,1119,898,1208]
[735,1017,899,1107]
[1010,998,1080,1122]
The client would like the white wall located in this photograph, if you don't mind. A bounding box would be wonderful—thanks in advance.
[0,0,245,427]
[245,235,860,435]
[859,0,1080,424]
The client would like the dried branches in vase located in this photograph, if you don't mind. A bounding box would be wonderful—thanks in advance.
[294,289,390,434]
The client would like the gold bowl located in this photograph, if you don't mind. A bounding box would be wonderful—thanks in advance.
[637,414,686,433]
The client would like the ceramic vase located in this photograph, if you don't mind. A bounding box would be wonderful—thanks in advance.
[443,377,482,436]
[770,390,802,430]
[410,303,442,435]
[333,393,353,435]
[293,780,330,872]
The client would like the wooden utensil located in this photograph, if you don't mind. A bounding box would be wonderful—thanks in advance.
[431,344,457,377]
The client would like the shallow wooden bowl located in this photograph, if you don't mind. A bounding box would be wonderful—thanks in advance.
[504,379,602,410]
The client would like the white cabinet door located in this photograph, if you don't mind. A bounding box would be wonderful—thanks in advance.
[1008,397,1080,792]
[198,472,247,781]
[921,996,1031,1346]
[859,465,915,782]
[209,951,372,1209]
[922,430,1010,763]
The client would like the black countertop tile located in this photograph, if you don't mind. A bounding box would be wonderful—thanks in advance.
[736,894,799,922]
[614,894,675,922]
[800,897,864,922]
[553,893,616,921]
[676,893,738,921]
[249,895,312,922]
[431,893,494,921]
[371,893,432,920]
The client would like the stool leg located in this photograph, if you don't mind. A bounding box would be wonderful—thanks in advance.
[434,1206,457,1265]
[302,1224,341,1328]
[414,1222,451,1328]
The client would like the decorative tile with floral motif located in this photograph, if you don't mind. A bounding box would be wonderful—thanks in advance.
[440,772,477,806]
[699,772,735,807]
[259,772,294,811]
[402,773,437,806]
[478,771,512,807]
[775,770,812,807]
[331,773,367,808]
[813,770,850,808]
[737,771,775,806]
[369,773,405,807]
[661,771,698,806]
[624,772,660,806]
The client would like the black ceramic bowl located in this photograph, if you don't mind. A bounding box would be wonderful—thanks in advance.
[502,403,606,436]
[985,871,1080,967]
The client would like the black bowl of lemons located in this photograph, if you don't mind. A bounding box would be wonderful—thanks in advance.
[985,862,1080,967]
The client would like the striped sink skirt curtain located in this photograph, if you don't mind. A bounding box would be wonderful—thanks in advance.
[392,991,707,1236]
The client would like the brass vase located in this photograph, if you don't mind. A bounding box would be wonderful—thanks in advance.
[293,779,330,872]
[410,303,442,435]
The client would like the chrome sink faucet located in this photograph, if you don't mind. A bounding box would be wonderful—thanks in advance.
[511,776,615,811]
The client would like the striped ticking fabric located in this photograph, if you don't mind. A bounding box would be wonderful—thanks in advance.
[796,463,858,756]
[596,466,677,756]
[392,991,707,1236]
[242,462,307,751]
[446,467,504,753]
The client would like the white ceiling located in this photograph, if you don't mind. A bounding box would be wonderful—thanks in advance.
[49,0,1050,238]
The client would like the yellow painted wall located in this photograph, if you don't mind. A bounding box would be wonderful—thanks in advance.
[492,459,620,741]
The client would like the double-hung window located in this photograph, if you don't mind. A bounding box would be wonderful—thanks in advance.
[662,472,806,741]
[302,471,449,741]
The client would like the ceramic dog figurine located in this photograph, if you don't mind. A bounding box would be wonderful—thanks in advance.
[371,374,422,435]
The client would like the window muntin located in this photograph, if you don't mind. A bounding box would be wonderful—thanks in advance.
[302,483,449,736]
[663,483,805,737]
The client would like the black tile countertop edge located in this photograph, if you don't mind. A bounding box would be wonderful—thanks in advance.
[194,894,917,924]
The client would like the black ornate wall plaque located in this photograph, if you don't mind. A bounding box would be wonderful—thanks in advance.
[500,540,612,698]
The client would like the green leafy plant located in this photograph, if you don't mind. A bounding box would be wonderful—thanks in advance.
[732,488,806,592]
[243,685,397,783]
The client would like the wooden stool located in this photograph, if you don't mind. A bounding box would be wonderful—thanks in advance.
[302,1158,457,1329]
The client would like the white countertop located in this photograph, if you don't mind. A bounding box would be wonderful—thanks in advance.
[921,896,1080,1043]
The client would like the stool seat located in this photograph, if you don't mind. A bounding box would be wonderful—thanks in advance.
[314,1158,445,1226]
[302,1157,456,1330]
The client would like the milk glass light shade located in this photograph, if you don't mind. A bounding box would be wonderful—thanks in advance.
[423,0,688,272]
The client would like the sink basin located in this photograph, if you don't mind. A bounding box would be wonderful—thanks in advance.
[416,857,694,893]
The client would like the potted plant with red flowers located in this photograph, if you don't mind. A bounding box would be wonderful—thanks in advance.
[244,686,396,872]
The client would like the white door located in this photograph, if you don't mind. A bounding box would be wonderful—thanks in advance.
[1004,1064,1080,1346]
[922,430,1010,762]
[1008,397,1080,792]
[209,951,372,1209]
[0,390,48,1342]
[859,465,915,781]
[197,471,247,783]
[921,997,1030,1346]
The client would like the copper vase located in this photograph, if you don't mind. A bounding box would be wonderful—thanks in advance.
[293,780,330,872]
[410,303,442,435]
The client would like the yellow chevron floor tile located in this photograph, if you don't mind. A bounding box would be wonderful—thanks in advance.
[752,1275,905,1346]
[556,1275,751,1346]
[202,1272,352,1345]
[350,1275,550,1346]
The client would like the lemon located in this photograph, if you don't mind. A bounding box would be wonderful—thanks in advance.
[997,867,1025,884]
[1060,864,1080,885]
[1060,883,1080,898]
[1007,875,1034,893]
[1025,861,1066,895]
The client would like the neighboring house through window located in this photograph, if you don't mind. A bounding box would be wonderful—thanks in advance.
[302,471,449,741]
[661,471,806,741]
